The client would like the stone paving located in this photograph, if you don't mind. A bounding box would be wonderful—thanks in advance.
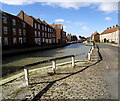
[2,45,110,100]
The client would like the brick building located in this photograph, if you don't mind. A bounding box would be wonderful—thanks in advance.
[17,10,56,46]
[50,24,66,44]
[1,11,27,49]
[91,31,100,42]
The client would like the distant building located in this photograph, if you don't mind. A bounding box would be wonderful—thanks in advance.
[50,24,66,44]
[79,36,86,42]
[100,25,120,43]
[91,31,100,42]
[66,34,78,42]
[71,35,78,41]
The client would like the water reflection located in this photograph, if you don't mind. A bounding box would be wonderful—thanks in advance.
[3,43,91,64]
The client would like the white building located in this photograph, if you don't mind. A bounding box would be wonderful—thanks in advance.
[100,25,120,43]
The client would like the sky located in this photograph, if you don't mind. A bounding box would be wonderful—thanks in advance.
[0,0,119,38]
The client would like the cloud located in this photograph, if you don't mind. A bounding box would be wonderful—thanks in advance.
[104,17,112,21]
[63,25,71,29]
[55,19,64,22]
[98,2,118,13]
[1,0,119,13]
[82,26,89,30]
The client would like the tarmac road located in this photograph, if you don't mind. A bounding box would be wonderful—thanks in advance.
[97,43,118,99]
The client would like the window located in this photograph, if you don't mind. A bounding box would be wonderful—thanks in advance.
[38,32,40,37]
[42,32,44,37]
[3,16,7,24]
[43,38,45,42]
[42,25,44,30]
[34,23,37,29]
[46,39,48,43]
[4,37,8,45]
[35,31,37,37]
[19,29,22,36]
[3,27,8,34]
[23,30,26,36]
[35,38,41,45]
[23,22,26,28]
[38,24,40,29]
[13,37,17,44]
[12,19,16,25]
[13,28,16,35]
[45,26,47,31]
[19,37,23,44]
[45,33,47,38]
[23,37,26,43]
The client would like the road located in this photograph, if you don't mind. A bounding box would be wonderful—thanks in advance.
[97,43,118,99]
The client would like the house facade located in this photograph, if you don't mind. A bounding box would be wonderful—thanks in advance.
[1,11,27,49]
[50,24,66,44]
[91,31,100,42]
[17,10,56,46]
[100,25,120,43]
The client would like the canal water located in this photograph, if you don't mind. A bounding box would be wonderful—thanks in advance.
[2,43,91,76]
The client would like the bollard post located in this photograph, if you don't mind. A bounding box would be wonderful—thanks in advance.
[72,56,75,67]
[52,60,56,74]
[24,68,29,85]
[88,52,91,60]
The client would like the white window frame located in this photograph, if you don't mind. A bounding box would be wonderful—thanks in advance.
[38,32,40,37]
[13,37,17,44]
[3,27,8,34]
[35,23,37,29]
[4,37,8,45]
[12,19,16,25]
[13,28,16,35]
[38,24,40,29]
[3,16,7,24]
[35,31,37,37]
[23,30,26,36]
[19,29,22,36]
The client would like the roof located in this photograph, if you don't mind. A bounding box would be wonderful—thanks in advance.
[50,24,63,29]
[101,26,120,35]
[91,31,99,36]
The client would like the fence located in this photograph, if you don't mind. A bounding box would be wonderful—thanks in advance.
[24,45,95,85]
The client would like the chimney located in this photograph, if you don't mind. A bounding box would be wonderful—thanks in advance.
[116,25,118,27]
[113,26,115,28]
[107,27,109,29]
[37,18,40,21]
[110,27,111,29]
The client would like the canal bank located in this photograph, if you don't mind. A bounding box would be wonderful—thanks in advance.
[2,44,107,100]
[2,43,71,58]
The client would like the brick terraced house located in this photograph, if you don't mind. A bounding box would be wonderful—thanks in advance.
[1,10,67,49]
[1,11,27,49]
[17,10,56,46]
[50,23,66,44]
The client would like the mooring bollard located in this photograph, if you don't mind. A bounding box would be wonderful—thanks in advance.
[24,68,29,85]
[72,56,75,67]
[52,60,56,73]
[88,52,91,60]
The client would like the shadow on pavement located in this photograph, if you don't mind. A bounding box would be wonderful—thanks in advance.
[31,44,103,101]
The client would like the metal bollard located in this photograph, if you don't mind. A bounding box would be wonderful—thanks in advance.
[24,68,29,85]
[52,60,56,73]
[72,56,75,67]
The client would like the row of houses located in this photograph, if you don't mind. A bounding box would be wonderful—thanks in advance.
[1,10,67,49]
[66,34,78,42]
[91,25,120,44]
